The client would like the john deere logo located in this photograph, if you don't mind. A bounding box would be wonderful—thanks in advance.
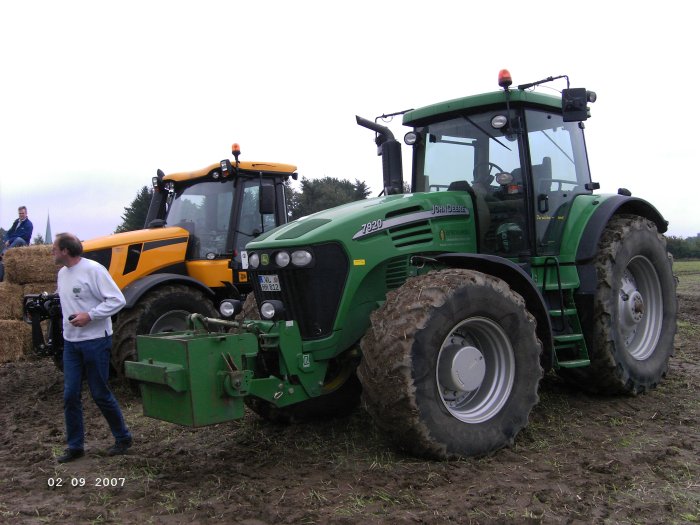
[439,229,446,241]
[261,253,270,266]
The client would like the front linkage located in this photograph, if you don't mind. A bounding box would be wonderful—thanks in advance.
[23,292,65,367]
[125,314,328,426]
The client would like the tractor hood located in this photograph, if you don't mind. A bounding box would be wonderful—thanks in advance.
[247,191,475,252]
[82,226,191,289]
[83,226,190,252]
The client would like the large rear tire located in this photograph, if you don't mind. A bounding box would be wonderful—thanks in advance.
[111,284,217,379]
[561,215,677,394]
[358,269,542,459]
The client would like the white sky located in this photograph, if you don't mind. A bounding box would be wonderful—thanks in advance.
[1,1,697,241]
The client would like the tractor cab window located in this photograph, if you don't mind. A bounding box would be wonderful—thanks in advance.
[167,180,234,259]
[525,110,592,255]
[418,113,529,257]
[233,179,277,263]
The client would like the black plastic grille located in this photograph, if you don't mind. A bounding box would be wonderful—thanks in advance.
[83,248,112,270]
[250,243,348,340]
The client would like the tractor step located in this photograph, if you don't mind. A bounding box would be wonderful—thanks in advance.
[549,308,578,317]
[556,358,591,368]
[553,333,585,344]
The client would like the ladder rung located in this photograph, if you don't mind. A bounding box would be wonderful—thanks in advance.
[557,359,591,368]
[549,308,577,317]
[554,334,585,343]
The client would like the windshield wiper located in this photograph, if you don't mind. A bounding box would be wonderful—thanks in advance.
[461,115,512,152]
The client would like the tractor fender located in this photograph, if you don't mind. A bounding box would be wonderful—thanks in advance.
[433,253,554,362]
[574,195,668,295]
[576,195,668,264]
[121,273,215,309]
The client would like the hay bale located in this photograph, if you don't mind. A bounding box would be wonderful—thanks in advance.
[0,282,24,320]
[23,281,58,296]
[3,245,59,285]
[0,320,32,364]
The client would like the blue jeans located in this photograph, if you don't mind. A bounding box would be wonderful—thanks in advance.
[63,335,131,450]
[1,237,27,255]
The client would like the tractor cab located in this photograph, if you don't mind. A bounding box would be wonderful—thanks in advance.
[404,71,597,258]
[144,146,297,289]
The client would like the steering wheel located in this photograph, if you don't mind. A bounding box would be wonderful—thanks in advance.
[473,162,506,182]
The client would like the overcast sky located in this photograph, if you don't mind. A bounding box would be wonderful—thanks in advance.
[1,1,697,242]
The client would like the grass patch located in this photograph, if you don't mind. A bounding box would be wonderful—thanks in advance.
[674,260,700,295]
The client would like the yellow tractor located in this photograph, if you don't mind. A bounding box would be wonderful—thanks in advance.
[26,145,297,377]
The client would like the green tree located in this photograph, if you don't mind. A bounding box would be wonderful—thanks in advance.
[32,234,45,245]
[291,176,371,220]
[284,179,301,219]
[666,235,700,259]
[115,186,153,233]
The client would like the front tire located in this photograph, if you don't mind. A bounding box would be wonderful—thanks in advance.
[358,269,542,459]
[111,284,217,378]
[562,215,677,394]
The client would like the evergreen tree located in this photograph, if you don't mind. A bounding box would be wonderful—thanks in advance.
[32,234,45,245]
[291,176,371,220]
[115,186,153,233]
[284,179,301,220]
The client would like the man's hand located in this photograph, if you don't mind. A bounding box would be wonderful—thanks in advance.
[69,312,91,327]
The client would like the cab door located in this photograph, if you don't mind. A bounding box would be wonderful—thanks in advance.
[524,109,592,255]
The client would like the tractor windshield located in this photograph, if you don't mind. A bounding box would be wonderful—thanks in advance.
[417,113,522,194]
[167,180,234,259]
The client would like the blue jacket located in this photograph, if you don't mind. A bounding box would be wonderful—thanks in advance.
[6,218,33,244]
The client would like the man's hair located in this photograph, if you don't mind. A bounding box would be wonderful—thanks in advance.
[55,233,83,257]
[18,206,27,213]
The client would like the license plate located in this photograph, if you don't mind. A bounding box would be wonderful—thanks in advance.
[259,274,281,292]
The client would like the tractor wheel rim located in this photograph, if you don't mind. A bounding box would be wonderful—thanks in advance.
[150,310,192,334]
[617,255,663,360]
[436,316,515,424]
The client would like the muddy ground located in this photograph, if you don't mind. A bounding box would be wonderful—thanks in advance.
[1,280,698,524]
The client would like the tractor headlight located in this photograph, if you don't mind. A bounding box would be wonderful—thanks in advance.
[404,131,420,146]
[275,251,291,267]
[260,300,285,320]
[248,253,260,269]
[491,115,508,129]
[291,250,312,267]
[219,299,242,319]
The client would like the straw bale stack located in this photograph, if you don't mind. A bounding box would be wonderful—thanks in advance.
[0,245,58,363]
[3,245,59,285]
[0,282,24,319]
[0,320,32,364]
[23,282,58,296]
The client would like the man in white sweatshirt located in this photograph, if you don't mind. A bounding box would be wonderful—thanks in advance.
[52,232,133,463]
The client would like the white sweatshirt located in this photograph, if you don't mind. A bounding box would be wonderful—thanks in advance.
[57,257,126,342]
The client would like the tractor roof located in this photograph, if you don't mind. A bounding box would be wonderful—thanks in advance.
[164,161,297,182]
[403,89,561,127]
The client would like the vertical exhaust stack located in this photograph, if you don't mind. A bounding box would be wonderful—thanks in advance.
[356,116,404,195]
[145,169,166,228]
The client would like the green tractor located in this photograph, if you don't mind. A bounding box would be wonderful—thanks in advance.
[126,71,677,459]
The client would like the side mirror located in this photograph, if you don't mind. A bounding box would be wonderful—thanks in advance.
[259,185,275,215]
[562,88,596,122]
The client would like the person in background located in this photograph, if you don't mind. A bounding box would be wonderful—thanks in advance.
[2,206,33,252]
[0,206,34,281]
[52,232,133,463]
